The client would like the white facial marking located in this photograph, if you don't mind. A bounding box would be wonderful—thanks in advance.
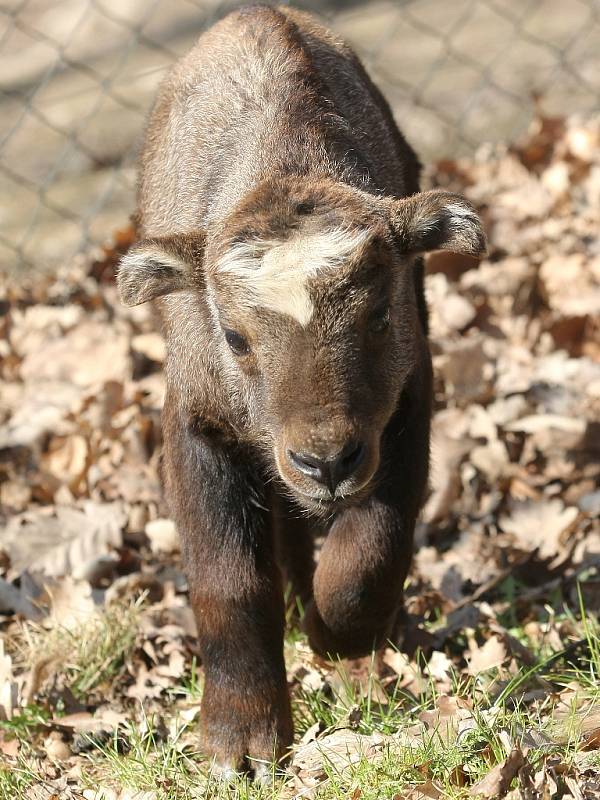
[217,227,369,325]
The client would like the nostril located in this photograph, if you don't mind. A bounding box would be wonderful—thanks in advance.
[287,449,326,480]
[340,441,365,469]
[335,441,366,482]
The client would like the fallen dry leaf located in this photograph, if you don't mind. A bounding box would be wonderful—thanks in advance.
[43,730,72,762]
[131,332,166,364]
[45,576,96,631]
[419,695,475,746]
[292,729,390,791]
[469,747,526,798]
[467,635,508,676]
[405,780,444,799]
[500,499,579,560]
[20,320,132,388]
[2,501,126,578]
[145,518,179,554]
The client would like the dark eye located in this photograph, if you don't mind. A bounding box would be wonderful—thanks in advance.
[369,305,390,333]
[224,329,250,356]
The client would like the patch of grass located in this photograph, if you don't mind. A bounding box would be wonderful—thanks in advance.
[83,711,293,800]
[67,601,140,697]
[83,712,200,799]
[294,653,424,739]
[3,594,599,800]
[0,763,35,800]
[0,703,50,737]
[290,613,600,799]
[9,599,141,700]
[168,655,203,702]
[301,694,558,800]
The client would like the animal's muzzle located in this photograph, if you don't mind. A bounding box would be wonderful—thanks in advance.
[286,440,366,494]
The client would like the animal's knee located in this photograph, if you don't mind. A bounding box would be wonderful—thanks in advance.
[303,596,397,659]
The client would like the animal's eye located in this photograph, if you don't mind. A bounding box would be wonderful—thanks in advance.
[369,305,390,333]
[224,329,250,356]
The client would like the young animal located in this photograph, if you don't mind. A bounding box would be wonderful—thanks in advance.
[118,3,485,778]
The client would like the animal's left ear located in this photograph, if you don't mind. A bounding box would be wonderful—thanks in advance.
[390,190,486,257]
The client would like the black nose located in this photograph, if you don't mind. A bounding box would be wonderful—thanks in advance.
[287,441,366,494]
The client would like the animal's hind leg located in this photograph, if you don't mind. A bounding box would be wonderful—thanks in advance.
[271,491,316,613]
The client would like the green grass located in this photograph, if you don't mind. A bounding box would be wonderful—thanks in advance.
[7,599,141,702]
[168,655,203,702]
[0,704,51,738]
[81,711,205,799]
[1,594,599,800]
[83,633,600,799]
[0,764,35,800]
[294,652,422,738]
[78,708,294,799]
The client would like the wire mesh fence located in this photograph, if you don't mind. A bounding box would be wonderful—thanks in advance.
[1,0,599,274]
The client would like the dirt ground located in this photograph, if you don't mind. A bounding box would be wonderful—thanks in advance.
[0,113,599,798]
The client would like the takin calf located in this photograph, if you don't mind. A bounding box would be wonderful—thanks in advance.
[118,3,485,778]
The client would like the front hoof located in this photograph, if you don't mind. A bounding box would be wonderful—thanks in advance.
[207,756,282,786]
[251,759,280,785]
[201,714,292,784]
[209,760,244,783]
[200,679,293,784]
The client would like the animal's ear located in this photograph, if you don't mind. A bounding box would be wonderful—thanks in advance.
[117,232,206,307]
[390,190,486,257]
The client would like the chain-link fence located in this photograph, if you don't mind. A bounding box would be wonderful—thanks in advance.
[1,0,599,274]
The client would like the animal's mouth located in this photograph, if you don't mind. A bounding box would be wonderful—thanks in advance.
[282,473,376,516]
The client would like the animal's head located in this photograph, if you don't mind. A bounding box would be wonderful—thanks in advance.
[119,177,485,514]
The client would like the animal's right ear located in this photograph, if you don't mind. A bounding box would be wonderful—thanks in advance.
[117,232,206,307]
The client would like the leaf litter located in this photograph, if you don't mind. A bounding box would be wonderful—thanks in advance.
[1,114,600,798]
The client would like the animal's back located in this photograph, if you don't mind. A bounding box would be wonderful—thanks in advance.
[138,4,420,238]
[282,7,420,194]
